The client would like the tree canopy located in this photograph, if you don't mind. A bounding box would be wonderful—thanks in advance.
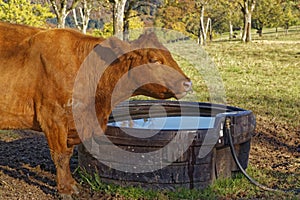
[0,0,54,27]
[0,0,299,42]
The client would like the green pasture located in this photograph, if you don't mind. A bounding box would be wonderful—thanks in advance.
[77,165,299,200]
[205,39,300,128]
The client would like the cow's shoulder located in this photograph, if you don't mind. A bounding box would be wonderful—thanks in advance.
[0,22,42,58]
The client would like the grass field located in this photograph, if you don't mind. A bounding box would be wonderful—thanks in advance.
[77,28,300,199]
[206,39,300,127]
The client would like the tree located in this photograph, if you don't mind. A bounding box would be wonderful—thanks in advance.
[155,0,194,36]
[239,0,256,42]
[111,0,127,39]
[155,2,183,30]
[48,0,80,28]
[72,0,108,33]
[214,0,242,40]
[156,0,215,45]
[123,3,144,41]
[280,0,300,34]
[123,0,158,40]
[195,0,209,45]
[253,0,282,36]
[72,0,93,33]
[0,0,54,27]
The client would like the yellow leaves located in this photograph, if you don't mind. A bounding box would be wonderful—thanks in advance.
[0,0,54,27]
[92,22,113,38]
[128,10,143,30]
[171,22,186,33]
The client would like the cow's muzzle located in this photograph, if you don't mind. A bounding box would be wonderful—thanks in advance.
[175,80,193,99]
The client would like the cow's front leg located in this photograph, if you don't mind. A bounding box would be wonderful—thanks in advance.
[50,147,79,195]
[42,122,79,196]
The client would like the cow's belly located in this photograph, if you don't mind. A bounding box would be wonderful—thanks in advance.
[0,97,36,130]
[0,114,34,130]
[0,59,39,130]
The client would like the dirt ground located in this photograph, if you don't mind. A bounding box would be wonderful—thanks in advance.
[0,117,299,200]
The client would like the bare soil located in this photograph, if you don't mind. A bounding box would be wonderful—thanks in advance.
[0,117,299,199]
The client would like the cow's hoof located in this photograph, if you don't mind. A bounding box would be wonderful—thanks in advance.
[58,184,80,200]
[59,194,74,200]
[71,184,80,195]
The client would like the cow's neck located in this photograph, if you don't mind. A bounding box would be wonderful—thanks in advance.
[95,54,136,131]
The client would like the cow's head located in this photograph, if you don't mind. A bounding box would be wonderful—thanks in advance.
[95,32,192,102]
[74,32,193,142]
[126,32,192,100]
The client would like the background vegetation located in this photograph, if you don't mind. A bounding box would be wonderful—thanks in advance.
[0,0,299,41]
[0,0,54,27]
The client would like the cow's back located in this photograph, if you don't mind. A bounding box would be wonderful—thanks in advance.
[0,22,42,58]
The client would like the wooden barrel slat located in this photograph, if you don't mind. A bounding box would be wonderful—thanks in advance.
[79,147,214,184]
[79,144,214,165]
[79,100,254,190]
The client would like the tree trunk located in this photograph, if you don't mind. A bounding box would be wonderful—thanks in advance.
[285,23,289,35]
[56,15,64,28]
[240,0,256,43]
[72,0,91,34]
[206,18,212,41]
[123,0,134,41]
[258,27,263,37]
[198,5,206,45]
[275,27,278,38]
[229,20,233,40]
[242,12,252,42]
[49,0,80,28]
[81,0,91,34]
[123,19,129,41]
[113,0,127,40]
[56,4,68,28]
[73,9,81,30]
[57,12,68,28]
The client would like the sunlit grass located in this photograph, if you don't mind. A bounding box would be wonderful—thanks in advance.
[204,41,300,127]
[77,166,299,200]
[0,130,20,141]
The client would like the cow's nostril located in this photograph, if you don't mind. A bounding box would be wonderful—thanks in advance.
[183,81,192,91]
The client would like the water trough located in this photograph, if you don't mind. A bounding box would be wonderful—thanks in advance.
[78,100,255,190]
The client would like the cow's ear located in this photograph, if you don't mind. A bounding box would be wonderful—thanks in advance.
[134,30,157,41]
[93,37,132,63]
[131,31,164,49]
[144,31,158,40]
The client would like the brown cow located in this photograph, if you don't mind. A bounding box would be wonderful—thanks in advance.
[0,22,192,197]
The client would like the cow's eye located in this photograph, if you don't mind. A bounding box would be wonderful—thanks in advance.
[150,58,162,64]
